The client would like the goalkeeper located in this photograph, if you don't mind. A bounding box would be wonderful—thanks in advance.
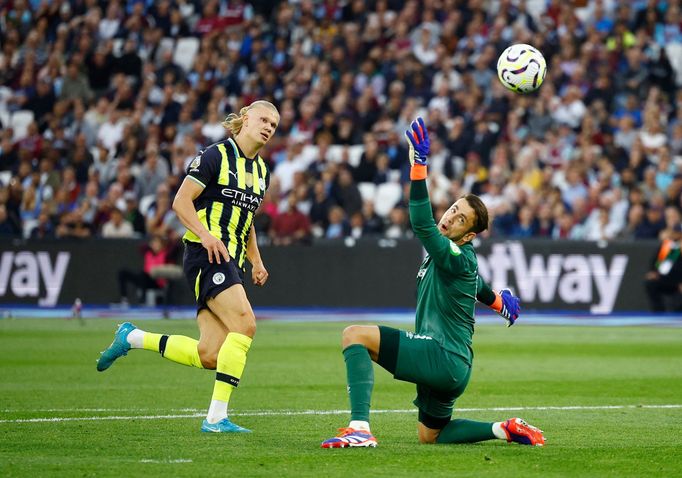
[321,117,545,449]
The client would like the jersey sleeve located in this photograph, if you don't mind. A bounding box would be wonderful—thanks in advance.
[476,275,496,306]
[186,146,220,188]
[409,179,475,275]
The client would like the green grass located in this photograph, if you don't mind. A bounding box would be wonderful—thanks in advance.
[1,319,682,477]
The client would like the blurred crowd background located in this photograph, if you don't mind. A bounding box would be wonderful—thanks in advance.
[1,0,681,246]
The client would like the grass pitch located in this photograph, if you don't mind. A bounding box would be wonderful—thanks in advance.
[1,318,681,477]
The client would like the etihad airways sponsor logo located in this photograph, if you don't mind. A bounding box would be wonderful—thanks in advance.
[220,188,262,212]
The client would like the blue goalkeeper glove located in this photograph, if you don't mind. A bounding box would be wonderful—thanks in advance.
[492,289,521,327]
[404,117,430,166]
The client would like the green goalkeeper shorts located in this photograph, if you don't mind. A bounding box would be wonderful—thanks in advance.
[377,326,472,421]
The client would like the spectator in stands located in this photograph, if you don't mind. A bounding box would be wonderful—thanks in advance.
[123,191,146,236]
[636,204,666,239]
[102,207,135,238]
[117,235,171,306]
[0,203,20,236]
[145,183,173,237]
[326,205,350,239]
[353,134,380,183]
[0,0,681,251]
[135,144,170,198]
[28,210,53,239]
[55,210,91,239]
[644,224,682,312]
[660,206,682,240]
[361,201,384,236]
[60,60,94,104]
[384,207,411,239]
[332,167,363,217]
[270,193,311,246]
[510,206,537,239]
[25,77,56,123]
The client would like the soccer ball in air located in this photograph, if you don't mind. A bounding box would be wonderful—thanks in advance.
[496,44,547,94]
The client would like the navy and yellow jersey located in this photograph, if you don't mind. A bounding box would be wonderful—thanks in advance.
[409,180,478,365]
[183,137,270,270]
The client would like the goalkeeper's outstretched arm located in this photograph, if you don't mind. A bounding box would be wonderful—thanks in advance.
[405,118,471,272]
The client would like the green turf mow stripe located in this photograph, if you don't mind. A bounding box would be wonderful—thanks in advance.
[2,404,681,424]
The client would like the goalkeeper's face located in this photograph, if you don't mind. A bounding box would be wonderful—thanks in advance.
[438,198,477,244]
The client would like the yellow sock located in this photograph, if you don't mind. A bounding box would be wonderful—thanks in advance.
[211,333,253,403]
[142,332,163,352]
[143,332,203,369]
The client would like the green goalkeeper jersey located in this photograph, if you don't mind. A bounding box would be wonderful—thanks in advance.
[409,180,479,365]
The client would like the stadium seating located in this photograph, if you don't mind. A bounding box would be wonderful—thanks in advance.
[666,43,682,86]
[9,110,34,142]
[173,37,201,73]
[373,183,403,218]
[357,182,377,204]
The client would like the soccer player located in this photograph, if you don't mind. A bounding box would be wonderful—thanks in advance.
[321,117,545,448]
[96,100,280,433]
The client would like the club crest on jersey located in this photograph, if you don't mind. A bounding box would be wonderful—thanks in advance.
[189,156,201,171]
[213,272,225,285]
[259,178,266,190]
[449,242,461,256]
[245,172,253,187]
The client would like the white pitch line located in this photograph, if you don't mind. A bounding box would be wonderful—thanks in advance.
[1,408,206,413]
[1,404,681,424]
[140,459,192,464]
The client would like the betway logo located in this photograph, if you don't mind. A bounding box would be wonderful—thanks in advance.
[0,252,70,306]
[477,243,628,314]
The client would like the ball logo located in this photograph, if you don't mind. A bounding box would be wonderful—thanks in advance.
[212,272,226,285]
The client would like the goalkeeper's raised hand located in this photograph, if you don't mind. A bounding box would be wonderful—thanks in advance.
[405,117,430,180]
[491,289,521,327]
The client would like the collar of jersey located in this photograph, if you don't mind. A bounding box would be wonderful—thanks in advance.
[228,137,258,161]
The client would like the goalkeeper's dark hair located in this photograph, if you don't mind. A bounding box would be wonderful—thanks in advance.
[463,194,489,234]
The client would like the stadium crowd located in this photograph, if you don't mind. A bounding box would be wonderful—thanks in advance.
[0,0,681,246]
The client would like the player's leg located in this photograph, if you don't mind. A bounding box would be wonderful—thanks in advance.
[196,308,229,369]
[417,400,545,446]
[412,358,545,446]
[373,328,507,445]
[428,416,545,446]
[200,283,256,432]
[416,379,521,445]
[320,325,380,448]
[96,318,207,371]
[414,364,501,444]
[98,242,214,373]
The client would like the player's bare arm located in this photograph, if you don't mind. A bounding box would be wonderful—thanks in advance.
[246,225,268,286]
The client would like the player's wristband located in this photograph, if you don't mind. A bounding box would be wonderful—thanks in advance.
[410,164,427,180]
[490,291,503,313]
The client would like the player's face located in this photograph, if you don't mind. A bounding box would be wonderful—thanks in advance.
[438,198,477,243]
[243,106,279,148]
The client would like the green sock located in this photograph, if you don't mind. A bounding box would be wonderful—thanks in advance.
[436,419,496,444]
[343,344,374,423]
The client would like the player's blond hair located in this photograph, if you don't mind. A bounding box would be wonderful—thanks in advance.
[222,100,279,135]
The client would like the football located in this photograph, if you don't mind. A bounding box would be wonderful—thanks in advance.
[496,44,547,93]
